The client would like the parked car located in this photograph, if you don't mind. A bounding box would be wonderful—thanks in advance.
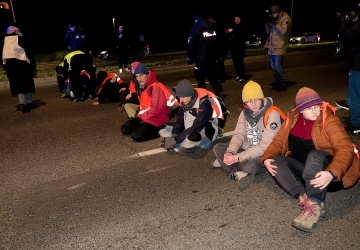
[245,34,262,46]
[290,32,320,43]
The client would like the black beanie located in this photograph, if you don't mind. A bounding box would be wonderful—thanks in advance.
[176,79,195,97]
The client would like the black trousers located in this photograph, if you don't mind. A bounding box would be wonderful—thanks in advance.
[121,118,161,142]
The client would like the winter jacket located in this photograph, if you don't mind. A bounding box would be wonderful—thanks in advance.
[227,97,282,161]
[187,17,220,64]
[261,102,360,188]
[265,11,292,55]
[172,88,221,143]
[136,71,173,127]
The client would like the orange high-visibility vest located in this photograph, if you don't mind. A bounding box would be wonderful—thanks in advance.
[195,88,224,120]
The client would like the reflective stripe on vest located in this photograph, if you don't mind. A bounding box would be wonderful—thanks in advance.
[195,88,224,120]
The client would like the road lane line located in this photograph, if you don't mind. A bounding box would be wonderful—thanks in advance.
[128,131,234,158]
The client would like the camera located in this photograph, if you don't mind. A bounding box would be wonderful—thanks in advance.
[265,10,276,23]
[336,11,357,23]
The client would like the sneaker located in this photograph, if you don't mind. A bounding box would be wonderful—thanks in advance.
[346,125,360,135]
[124,68,130,72]
[61,92,68,98]
[335,100,349,110]
[239,78,246,83]
[291,198,325,232]
[235,76,240,81]
[119,68,123,74]
[211,159,222,168]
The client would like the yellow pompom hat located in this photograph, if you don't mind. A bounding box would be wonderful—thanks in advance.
[242,80,264,103]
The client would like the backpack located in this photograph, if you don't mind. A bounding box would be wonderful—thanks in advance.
[263,105,287,127]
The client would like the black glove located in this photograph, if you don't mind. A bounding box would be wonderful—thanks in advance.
[164,136,177,150]
[186,57,193,65]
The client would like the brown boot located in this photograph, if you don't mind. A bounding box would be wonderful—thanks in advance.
[291,198,325,232]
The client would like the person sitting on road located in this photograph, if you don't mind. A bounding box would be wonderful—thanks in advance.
[261,87,360,232]
[120,63,178,142]
[92,71,128,105]
[119,61,142,115]
[211,80,283,190]
[160,79,224,157]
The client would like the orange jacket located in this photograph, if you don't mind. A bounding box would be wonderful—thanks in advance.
[96,72,123,95]
[138,82,179,115]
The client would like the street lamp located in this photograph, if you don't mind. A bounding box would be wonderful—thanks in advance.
[290,0,293,39]
[10,0,15,22]
[112,18,116,34]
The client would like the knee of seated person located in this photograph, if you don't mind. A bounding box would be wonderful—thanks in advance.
[188,132,201,142]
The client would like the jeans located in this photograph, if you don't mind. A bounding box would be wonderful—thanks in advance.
[269,55,285,86]
[18,93,32,104]
[271,150,332,204]
[346,69,360,127]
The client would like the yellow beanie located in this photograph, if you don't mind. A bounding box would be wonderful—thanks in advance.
[242,80,264,103]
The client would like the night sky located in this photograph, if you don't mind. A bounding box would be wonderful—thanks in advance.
[1,0,359,54]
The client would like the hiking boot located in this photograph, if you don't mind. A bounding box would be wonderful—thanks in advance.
[230,171,255,191]
[291,198,325,232]
[211,159,222,168]
[335,100,349,110]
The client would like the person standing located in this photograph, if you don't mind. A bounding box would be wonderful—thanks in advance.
[335,3,360,135]
[264,5,292,92]
[227,16,247,83]
[116,25,129,74]
[187,12,226,100]
[64,23,86,52]
[2,23,37,114]
[261,87,360,232]
[211,80,283,190]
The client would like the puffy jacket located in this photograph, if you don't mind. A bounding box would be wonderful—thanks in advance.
[261,102,360,188]
[227,97,282,161]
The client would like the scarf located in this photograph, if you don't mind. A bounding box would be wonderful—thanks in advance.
[181,92,198,111]
[243,97,272,126]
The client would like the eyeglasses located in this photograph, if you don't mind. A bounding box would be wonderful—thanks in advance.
[245,99,262,105]
[303,105,321,113]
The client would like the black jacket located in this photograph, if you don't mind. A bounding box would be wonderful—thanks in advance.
[339,18,360,70]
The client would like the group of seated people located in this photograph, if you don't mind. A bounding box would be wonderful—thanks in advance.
[56,52,360,233]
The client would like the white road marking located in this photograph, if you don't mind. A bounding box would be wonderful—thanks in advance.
[128,130,234,158]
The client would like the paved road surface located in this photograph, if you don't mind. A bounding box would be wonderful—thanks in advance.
[1,47,359,250]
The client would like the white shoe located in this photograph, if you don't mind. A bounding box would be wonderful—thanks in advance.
[211,159,222,168]
[230,171,248,181]
[124,68,130,72]
[119,69,123,74]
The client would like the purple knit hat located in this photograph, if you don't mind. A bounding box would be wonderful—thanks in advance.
[295,87,322,112]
